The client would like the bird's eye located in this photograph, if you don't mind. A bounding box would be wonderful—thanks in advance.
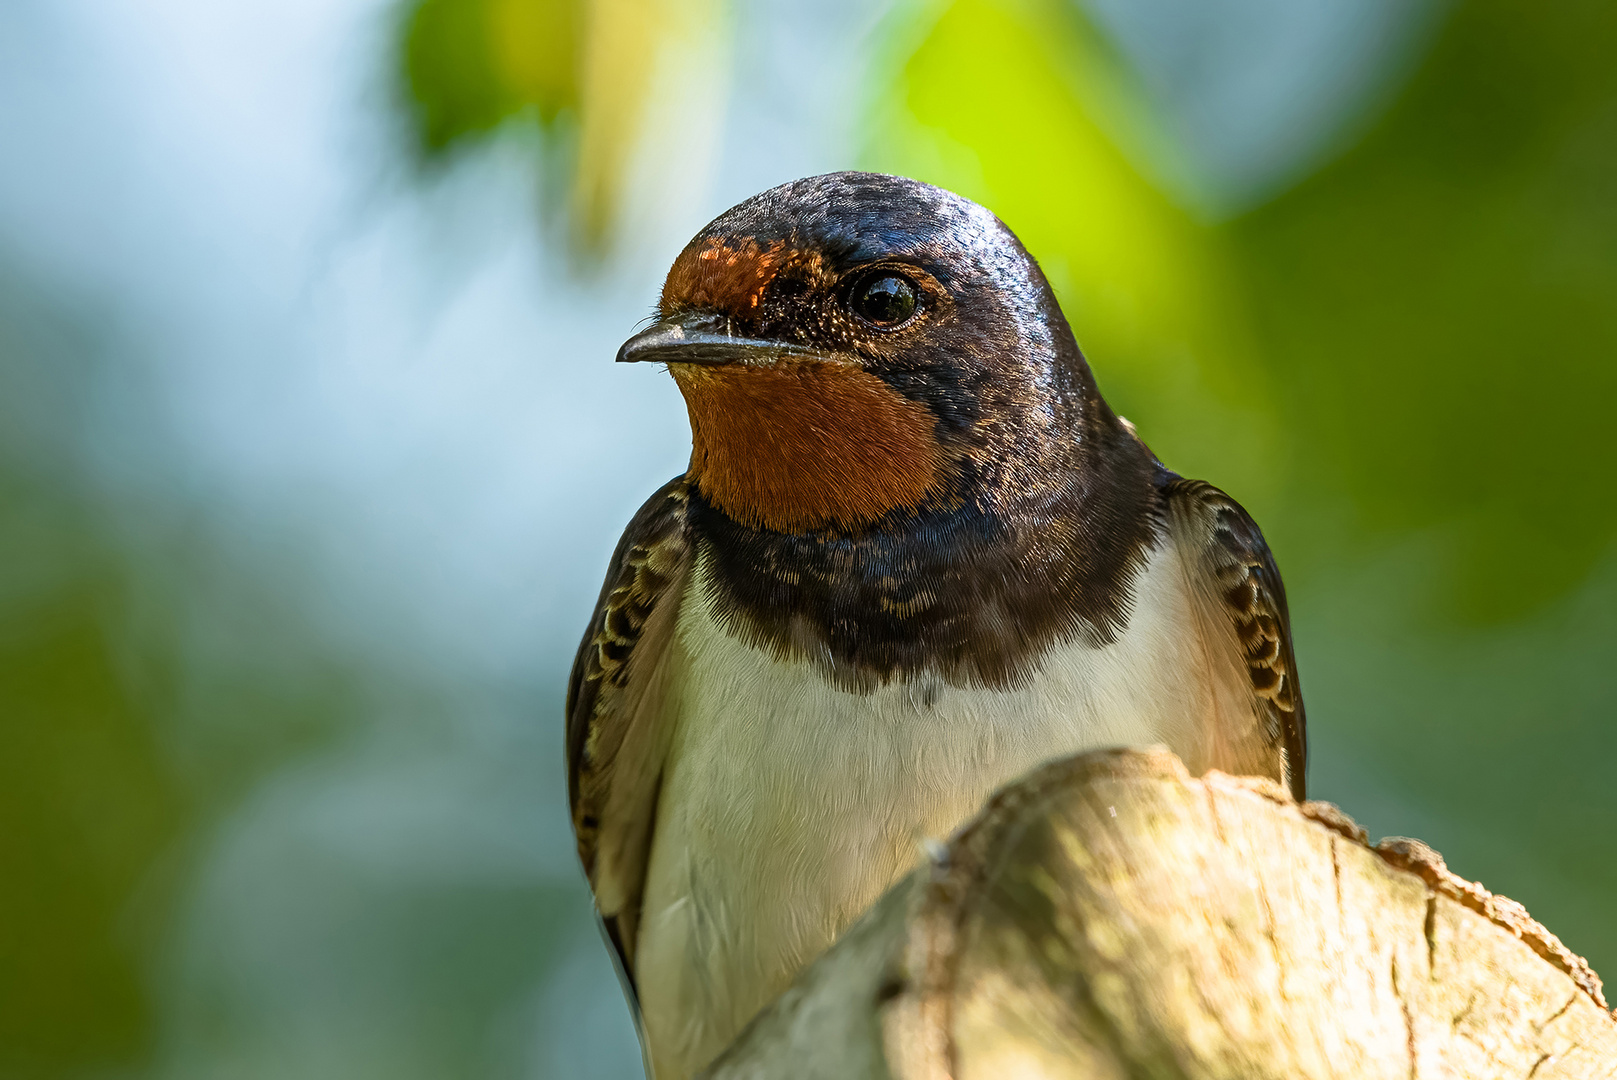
[850,273,918,329]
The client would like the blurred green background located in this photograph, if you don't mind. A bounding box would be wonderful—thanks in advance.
[2,0,1613,1076]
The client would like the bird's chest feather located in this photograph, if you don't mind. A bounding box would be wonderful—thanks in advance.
[633,537,1218,1077]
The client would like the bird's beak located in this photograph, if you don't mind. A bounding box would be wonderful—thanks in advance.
[615,312,819,367]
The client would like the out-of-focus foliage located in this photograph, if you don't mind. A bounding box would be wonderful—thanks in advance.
[401,0,726,247]
[0,274,358,1075]
[0,286,181,1068]
[1238,0,1617,621]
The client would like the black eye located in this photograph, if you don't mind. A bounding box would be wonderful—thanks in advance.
[850,273,918,328]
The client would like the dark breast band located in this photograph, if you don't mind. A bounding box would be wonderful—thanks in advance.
[686,448,1165,693]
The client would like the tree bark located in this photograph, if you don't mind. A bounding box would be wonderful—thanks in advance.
[701,747,1617,1079]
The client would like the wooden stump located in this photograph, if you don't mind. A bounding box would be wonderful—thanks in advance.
[702,747,1616,1080]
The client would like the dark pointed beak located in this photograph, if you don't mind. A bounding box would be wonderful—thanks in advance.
[615,313,819,366]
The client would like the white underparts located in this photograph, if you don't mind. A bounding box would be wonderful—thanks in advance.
[633,535,1239,1079]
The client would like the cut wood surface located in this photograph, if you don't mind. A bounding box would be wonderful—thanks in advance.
[702,747,1616,1080]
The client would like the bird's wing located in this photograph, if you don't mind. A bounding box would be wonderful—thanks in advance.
[1164,478,1307,799]
[567,476,693,1000]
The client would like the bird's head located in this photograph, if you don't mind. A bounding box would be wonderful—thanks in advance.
[617,172,1122,534]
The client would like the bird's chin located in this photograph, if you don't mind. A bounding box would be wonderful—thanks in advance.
[669,359,945,534]
[665,354,787,372]
[663,353,859,376]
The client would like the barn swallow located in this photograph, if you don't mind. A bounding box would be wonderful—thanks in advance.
[567,172,1305,1079]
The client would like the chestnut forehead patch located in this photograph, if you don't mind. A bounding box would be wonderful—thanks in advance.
[660,235,826,318]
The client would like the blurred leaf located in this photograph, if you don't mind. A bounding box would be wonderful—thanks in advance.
[490,0,582,114]
[865,0,1283,506]
[401,0,580,154]
[0,271,356,1076]
[571,0,721,247]
[1236,0,1617,621]
[400,0,727,252]
[0,496,182,1070]
[0,289,182,1072]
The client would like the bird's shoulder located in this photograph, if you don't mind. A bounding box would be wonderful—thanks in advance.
[1161,475,1307,798]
